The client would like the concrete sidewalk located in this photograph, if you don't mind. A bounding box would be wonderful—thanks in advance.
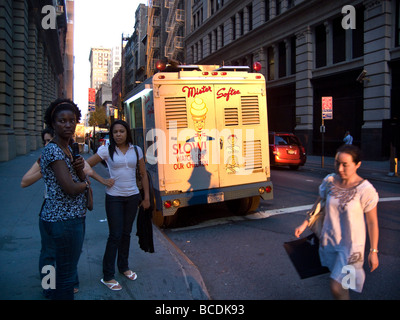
[304,155,400,184]
[0,149,209,300]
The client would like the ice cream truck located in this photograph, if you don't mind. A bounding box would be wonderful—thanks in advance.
[124,64,273,227]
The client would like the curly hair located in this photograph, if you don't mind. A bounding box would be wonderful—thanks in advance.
[44,98,81,129]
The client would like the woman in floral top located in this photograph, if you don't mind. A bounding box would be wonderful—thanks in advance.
[40,98,90,300]
[295,145,379,299]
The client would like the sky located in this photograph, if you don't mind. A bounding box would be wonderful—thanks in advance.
[73,0,144,118]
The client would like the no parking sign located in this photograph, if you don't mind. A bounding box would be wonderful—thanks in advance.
[322,96,333,120]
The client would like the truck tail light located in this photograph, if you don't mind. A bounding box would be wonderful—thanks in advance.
[265,186,272,193]
[253,61,262,72]
[156,60,166,71]
[163,201,172,209]
[172,199,181,207]
[164,199,181,209]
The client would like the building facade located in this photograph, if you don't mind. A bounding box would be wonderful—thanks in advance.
[0,0,72,161]
[185,0,400,160]
[89,47,111,90]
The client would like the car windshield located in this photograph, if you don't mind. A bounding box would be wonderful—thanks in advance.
[276,135,300,146]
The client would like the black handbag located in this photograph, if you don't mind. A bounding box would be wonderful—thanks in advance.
[283,233,329,279]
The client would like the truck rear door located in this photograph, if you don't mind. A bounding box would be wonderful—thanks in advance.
[156,83,220,192]
[214,83,268,187]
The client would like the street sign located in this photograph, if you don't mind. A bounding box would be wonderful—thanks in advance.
[88,88,95,112]
[322,96,333,120]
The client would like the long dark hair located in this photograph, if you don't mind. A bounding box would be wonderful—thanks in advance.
[108,120,134,160]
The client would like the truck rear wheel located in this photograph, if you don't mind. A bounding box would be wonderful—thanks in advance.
[152,209,178,228]
[226,196,260,215]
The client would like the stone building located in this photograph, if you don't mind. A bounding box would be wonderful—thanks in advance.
[0,0,72,161]
[185,0,400,160]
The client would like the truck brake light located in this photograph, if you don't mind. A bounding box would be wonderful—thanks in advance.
[156,60,166,71]
[253,61,262,72]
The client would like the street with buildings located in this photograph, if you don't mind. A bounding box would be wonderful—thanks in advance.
[0,0,400,304]
[0,149,399,302]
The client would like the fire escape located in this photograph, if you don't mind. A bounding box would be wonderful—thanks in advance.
[146,0,161,77]
[164,0,185,62]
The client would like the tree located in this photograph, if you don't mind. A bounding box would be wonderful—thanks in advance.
[88,105,108,128]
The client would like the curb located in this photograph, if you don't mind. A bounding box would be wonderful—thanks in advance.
[154,226,211,300]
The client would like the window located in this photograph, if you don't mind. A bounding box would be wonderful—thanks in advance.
[231,16,236,40]
[396,0,400,46]
[247,4,253,31]
[290,36,296,75]
[352,5,364,56]
[239,10,244,36]
[315,24,327,68]
[220,24,224,47]
[332,16,346,63]
[278,41,286,78]
[267,46,275,81]
[265,0,270,22]
[275,0,282,15]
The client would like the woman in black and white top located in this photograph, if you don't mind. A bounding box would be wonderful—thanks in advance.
[87,120,150,291]
[40,98,90,300]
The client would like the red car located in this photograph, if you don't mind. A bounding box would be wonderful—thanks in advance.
[269,132,306,170]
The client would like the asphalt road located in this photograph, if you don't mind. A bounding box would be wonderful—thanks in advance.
[164,167,400,300]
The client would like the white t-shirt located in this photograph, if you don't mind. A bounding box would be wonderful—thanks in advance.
[97,144,143,197]
[318,173,379,292]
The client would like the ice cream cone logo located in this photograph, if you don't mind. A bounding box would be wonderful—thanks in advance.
[190,98,208,133]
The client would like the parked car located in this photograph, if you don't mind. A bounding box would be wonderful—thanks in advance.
[99,133,109,147]
[269,132,306,170]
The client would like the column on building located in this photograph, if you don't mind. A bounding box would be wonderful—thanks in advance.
[0,0,15,161]
[362,0,391,158]
[35,42,44,144]
[27,15,39,150]
[294,27,313,150]
[13,0,30,155]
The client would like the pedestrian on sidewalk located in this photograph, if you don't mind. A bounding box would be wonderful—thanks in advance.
[38,98,91,300]
[86,120,150,291]
[343,131,353,145]
[295,144,379,299]
[21,129,113,298]
[21,127,79,298]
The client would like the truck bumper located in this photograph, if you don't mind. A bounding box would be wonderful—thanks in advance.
[156,181,273,216]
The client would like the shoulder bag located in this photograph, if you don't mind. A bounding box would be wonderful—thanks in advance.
[133,145,143,192]
[307,197,325,239]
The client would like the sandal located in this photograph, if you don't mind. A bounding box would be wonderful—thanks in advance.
[100,278,122,291]
[122,270,137,281]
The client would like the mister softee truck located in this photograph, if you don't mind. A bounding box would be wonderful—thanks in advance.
[124,64,273,226]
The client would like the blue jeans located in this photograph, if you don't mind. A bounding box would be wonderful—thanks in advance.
[39,217,80,296]
[103,194,140,281]
[41,217,85,300]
